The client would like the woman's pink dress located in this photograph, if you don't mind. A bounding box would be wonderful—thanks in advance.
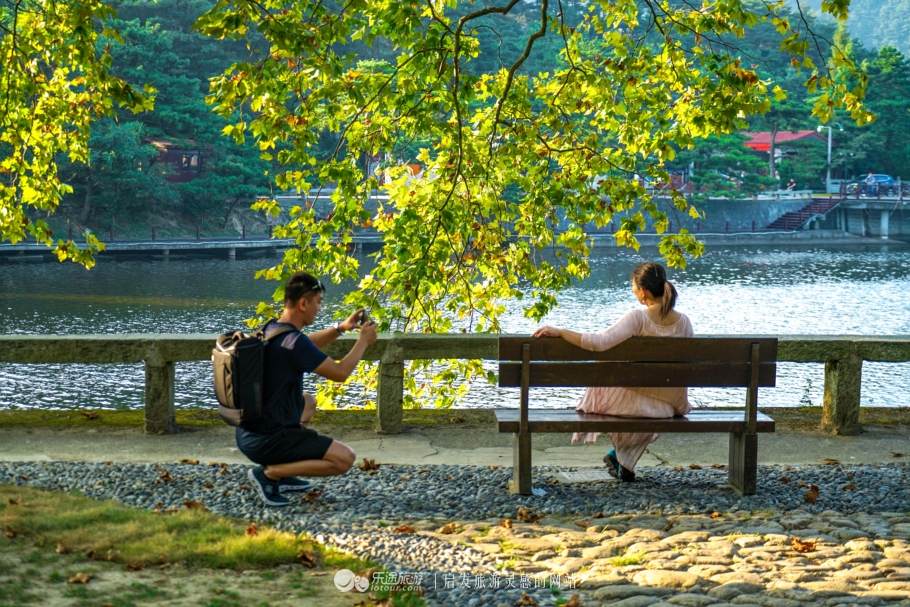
[571,308,694,471]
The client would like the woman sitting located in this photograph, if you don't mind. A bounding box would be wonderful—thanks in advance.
[531,261,694,482]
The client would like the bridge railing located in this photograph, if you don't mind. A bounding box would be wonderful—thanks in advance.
[0,334,906,436]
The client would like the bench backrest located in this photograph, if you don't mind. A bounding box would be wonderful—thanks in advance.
[499,337,778,388]
[499,336,779,435]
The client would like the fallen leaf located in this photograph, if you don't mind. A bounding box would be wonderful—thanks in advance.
[417,468,430,473]
[159,470,173,483]
[246,523,258,536]
[842,484,858,491]
[449,416,466,423]
[689,464,702,470]
[515,591,539,606]
[301,490,322,503]
[822,458,840,465]
[106,549,119,561]
[711,464,726,469]
[56,543,68,554]
[791,537,816,553]
[780,476,791,483]
[592,512,604,519]
[489,465,498,470]
[67,573,93,584]
[393,525,415,534]
[222,491,230,497]
[4,526,16,538]
[19,475,28,481]
[501,519,513,529]
[797,481,808,488]
[803,484,820,504]
[358,458,380,471]
[240,484,249,490]
[573,520,590,529]
[125,563,143,571]
[183,499,207,512]
[219,463,229,475]
[207,461,222,467]
[81,411,99,420]
[438,522,458,534]
[516,506,544,524]
[85,549,98,560]
[179,458,199,465]
[297,550,317,568]
[662,519,676,532]
[565,595,582,607]
[710,512,722,519]
[7,496,21,505]
[204,482,214,489]
[102,602,115,607]
[309,571,328,576]
[674,466,683,472]
[893,452,905,457]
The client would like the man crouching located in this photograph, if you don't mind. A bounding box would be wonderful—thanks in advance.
[238,271,377,506]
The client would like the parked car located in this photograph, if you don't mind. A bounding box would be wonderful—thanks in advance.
[844,174,909,196]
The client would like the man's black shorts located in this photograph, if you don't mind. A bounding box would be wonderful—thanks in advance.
[236,426,334,466]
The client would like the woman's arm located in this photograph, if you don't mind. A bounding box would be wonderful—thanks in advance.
[532,310,643,352]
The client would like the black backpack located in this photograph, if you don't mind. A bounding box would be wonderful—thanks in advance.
[212,322,295,428]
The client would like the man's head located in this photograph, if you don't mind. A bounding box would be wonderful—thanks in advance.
[283,272,324,326]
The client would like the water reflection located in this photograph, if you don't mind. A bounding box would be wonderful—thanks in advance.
[1,244,908,410]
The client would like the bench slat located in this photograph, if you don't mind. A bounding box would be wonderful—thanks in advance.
[499,336,779,363]
[495,409,776,434]
[499,361,777,388]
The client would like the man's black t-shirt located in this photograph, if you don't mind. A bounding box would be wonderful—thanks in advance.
[235,322,328,449]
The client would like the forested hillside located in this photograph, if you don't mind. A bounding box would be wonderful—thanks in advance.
[799,0,910,57]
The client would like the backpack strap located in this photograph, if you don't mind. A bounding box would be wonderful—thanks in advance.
[258,319,297,343]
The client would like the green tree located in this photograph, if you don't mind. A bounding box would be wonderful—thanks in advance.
[672,134,778,200]
[57,119,171,227]
[1,0,154,266]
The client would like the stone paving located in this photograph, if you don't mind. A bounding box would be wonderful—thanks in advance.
[409,509,910,606]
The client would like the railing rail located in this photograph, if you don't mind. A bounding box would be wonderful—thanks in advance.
[1,334,907,435]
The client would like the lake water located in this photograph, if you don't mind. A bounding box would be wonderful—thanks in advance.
[1,244,909,411]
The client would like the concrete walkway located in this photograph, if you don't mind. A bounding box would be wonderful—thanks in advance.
[2,422,908,468]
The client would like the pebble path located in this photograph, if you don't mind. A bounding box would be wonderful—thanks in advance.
[2,461,910,607]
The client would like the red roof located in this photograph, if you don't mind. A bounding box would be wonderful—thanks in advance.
[743,131,830,152]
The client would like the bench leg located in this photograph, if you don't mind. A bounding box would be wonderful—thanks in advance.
[508,433,532,495]
[728,432,758,495]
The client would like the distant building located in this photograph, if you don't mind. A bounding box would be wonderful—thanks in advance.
[742,130,830,151]
[144,138,205,183]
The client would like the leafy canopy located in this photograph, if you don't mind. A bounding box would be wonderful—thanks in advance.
[195,0,873,333]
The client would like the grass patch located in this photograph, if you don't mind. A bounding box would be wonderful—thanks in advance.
[1,485,320,569]
[610,552,644,567]
[1,485,427,606]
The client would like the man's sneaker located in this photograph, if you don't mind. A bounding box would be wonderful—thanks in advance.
[248,466,290,507]
[278,477,311,492]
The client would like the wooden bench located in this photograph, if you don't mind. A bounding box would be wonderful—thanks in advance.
[495,336,778,496]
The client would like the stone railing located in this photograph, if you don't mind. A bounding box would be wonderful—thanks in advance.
[0,334,907,436]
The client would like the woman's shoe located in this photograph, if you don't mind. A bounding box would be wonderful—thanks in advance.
[619,466,636,483]
[603,450,620,479]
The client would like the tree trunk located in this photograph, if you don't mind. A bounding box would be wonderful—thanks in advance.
[768,125,778,185]
[222,197,241,230]
[80,179,94,224]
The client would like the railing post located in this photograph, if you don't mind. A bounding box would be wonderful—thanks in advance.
[145,360,176,434]
[376,358,404,434]
[822,350,862,436]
